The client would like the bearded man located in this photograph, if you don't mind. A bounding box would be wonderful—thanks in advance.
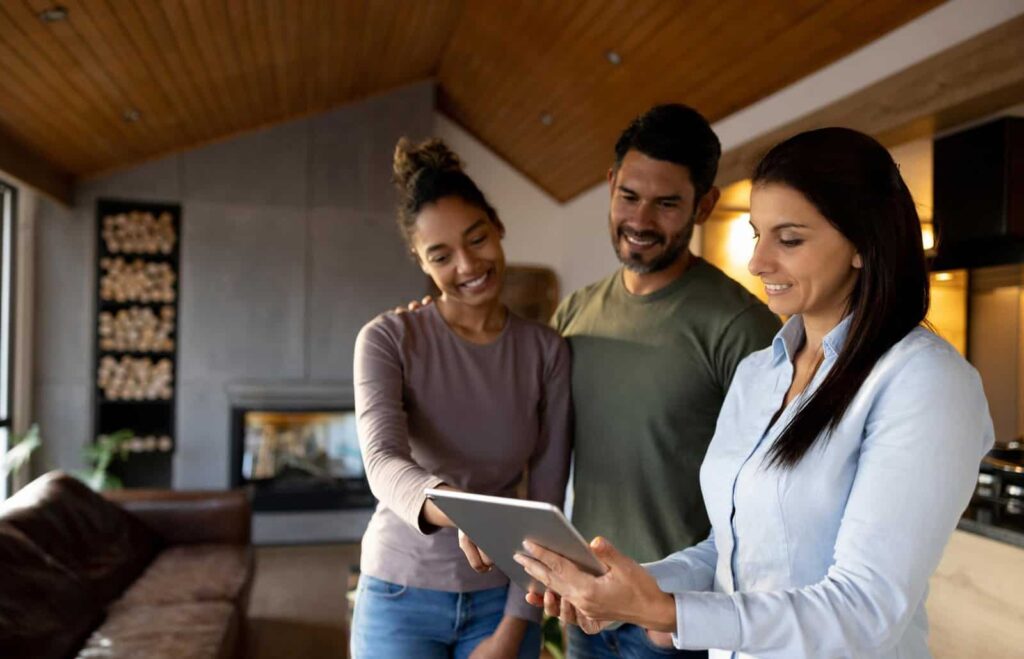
[551,104,780,659]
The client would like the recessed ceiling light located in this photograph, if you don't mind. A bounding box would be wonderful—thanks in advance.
[540,113,554,126]
[38,6,68,23]
[605,50,622,66]
[123,108,141,123]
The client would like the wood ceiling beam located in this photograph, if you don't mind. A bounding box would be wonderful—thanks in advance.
[716,13,1024,188]
[0,127,73,205]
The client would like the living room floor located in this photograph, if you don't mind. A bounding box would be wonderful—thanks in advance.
[247,543,360,658]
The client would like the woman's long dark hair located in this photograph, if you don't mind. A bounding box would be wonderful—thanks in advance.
[754,128,930,468]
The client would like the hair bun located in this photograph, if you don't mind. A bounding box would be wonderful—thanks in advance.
[392,138,463,189]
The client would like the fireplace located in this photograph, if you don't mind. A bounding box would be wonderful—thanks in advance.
[226,382,375,514]
[230,408,374,511]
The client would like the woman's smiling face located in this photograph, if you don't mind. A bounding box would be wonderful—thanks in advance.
[411,195,505,306]
[748,183,862,324]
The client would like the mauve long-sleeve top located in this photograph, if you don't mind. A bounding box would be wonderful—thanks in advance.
[353,303,572,621]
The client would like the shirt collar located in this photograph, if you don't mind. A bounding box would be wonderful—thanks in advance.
[771,316,804,366]
[822,314,854,360]
[771,314,853,365]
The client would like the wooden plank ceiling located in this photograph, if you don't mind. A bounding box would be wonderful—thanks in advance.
[0,0,941,203]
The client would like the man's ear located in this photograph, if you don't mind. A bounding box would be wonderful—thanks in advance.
[607,167,616,194]
[694,186,721,226]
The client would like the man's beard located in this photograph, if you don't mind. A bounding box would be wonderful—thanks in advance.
[610,213,695,274]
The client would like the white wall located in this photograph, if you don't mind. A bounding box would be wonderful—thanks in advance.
[556,185,623,297]
[12,185,35,439]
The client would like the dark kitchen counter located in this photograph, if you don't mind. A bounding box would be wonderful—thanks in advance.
[958,517,1024,549]
[961,443,1024,549]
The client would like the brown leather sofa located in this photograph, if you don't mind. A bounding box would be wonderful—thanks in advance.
[0,471,254,659]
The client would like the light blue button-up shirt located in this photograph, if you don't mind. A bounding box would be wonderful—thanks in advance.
[645,315,994,658]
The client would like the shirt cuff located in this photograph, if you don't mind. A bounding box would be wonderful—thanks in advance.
[671,592,741,652]
[408,475,449,534]
[504,581,543,623]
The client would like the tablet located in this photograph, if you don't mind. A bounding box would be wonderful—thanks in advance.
[424,488,607,592]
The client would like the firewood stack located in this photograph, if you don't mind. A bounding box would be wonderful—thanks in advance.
[97,356,173,401]
[95,203,180,458]
[102,211,176,254]
[99,258,176,303]
[124,435,174,453]
[98,306,176,352]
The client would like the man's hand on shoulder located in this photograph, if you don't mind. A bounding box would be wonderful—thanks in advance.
[392,295,434,315]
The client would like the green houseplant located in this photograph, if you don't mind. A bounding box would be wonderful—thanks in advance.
[76,429,134,491]
[541,615,565,659]
[1,423,41,481]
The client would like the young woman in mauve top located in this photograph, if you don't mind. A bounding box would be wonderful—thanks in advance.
[350,138,572,659]
[515,128,994,659]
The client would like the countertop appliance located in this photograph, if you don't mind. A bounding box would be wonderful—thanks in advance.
[963,442,1024,546]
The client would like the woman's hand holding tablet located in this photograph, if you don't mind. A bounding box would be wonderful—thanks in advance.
[513,536,676,636]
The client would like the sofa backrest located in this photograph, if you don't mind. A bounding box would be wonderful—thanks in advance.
[0,471,161,605]
[105,488,252,545]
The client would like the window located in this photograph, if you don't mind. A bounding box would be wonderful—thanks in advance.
[0,182,15,499]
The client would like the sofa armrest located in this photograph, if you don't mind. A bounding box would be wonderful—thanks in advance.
[103,489,251,546]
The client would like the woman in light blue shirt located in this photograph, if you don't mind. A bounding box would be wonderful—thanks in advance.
[515,127,994,658]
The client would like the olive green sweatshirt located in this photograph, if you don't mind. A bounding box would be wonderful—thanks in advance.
[552,259,780,563]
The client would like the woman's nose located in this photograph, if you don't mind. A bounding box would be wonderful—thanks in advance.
[454,249,479,273]
[748,240,770,276]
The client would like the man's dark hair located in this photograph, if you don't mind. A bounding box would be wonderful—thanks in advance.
[613,104,722,199]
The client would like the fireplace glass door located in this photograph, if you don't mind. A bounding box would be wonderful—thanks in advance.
[235,409,373,511]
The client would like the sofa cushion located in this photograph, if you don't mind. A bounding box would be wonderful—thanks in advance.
[0,472,162,606]
[76,601,237,659]
[0,523,101,659]
[111,544,253,609]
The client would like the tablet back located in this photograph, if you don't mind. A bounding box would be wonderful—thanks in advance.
[425,489,606,593]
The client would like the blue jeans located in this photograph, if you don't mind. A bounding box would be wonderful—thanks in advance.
[568,623,707,659]
[350,575,541,659]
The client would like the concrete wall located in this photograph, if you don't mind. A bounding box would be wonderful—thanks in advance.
[33,82,433,488]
